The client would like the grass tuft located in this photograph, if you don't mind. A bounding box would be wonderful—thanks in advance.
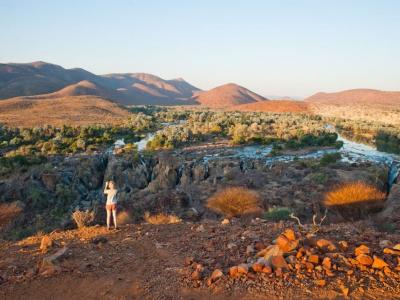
[206,187,261,218]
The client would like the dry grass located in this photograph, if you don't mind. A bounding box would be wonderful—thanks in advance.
[206,187,261,218]
[324,181,386,207]
[0,202,22,228]
[117,211,132,225]
[144,212,182,225]
[72,210,95,228]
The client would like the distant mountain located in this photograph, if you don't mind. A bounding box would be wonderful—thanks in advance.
[193,83,267,107]
[231,100,310,113]
[306,89,400,105]
[0,61,200,105]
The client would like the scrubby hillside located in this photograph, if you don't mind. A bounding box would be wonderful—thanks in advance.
[0,95,130,126]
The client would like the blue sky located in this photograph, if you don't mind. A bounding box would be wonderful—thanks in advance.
[1,0,399,97]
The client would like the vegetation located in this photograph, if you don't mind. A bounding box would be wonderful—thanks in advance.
[324,181,386,207]
[147,111,342,150]
[143,211,182,224]
[0,202,22,229]
[206,187,261,218]
[319,152,342,166]
[72,210,95,228]
[332,117,400,154]
[263,207,291,221]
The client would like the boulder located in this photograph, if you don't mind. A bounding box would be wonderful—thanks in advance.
[356,254,373,266]
[355,245,370,256]
[372,256,389,269]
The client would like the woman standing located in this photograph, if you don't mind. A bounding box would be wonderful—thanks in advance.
[104,180,118,230]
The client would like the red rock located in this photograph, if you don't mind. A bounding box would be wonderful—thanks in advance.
[315,279,326,287]
[254,241,266,251]
[383,248,400,256]
[316,239,336,252]
[191,270,202,280]
[305,262,314,271]
[271,255,289,270]
[356,254,373,266]
[325,269,335,277]
[229,266,239,278]
[184,257,194,266]
[372,256,389,269]
[275,268,283,277]
[237,263,249,274]
[338,241,349,251]
[282,229,296,241]
[252,263,264,273]
[275,234,298,253]
[308,254,319,264]
[209,269,223,283]
[355,245,370,256]
[262,266,272,274]
[322,257,331,270]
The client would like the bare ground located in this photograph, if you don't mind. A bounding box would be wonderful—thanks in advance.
[1,219,400,299]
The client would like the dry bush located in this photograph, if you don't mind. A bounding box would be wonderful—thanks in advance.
[144,212,182,225]
[324,181,386,206]
[72,210,95,228]
[117,211,132,225]
[206,187,261,218]
[0,202,22,228]
[324,181,386,220]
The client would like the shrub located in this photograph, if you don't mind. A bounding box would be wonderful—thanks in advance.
[263,207,291,221]
[143,212,182,224]
[206,187,261,218]
[0,202,22,228]
[320,152,341,166]
[117,211,132,225]
[72,210,95,228]
[324,181,386,219]
[324,181,386,207]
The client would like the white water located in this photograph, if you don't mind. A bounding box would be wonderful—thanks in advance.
[130,124,400,187]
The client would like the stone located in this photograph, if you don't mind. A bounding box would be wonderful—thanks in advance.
[308,254,319,264]
[338,240,349,251]
[191,270,202,280]
[229,266,239,278]
[315,279,326,287]
[246,244,255,256]
[209,269,223,283]
[258,245,283,263]
[275,234,298,253]
[383,248,400,256]
[227,242,237,250]
[40,236,53,253]
[393,244,400,251]
[237,263,249,274]
[252,262,264,273]
[40,247,68,275]
[271,255,289,270]
[379,240,393,249]
[282,229,296,241]
[221,218,230,225]
[316,239,337,252]
[356,254,373,266]
[355,245,370,256]
[254,241,265,251]
[262,266,272,274]
[372,256,389,269]
[184,257,195,266]
[322,257,332,270]
[195,224,205,232]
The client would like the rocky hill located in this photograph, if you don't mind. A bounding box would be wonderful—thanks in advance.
[193,83,267,108]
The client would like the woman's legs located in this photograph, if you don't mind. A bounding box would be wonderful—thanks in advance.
[106,209,111,229]
[112,209,118,229]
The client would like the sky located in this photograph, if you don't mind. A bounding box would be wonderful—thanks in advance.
[1,0,400,98]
